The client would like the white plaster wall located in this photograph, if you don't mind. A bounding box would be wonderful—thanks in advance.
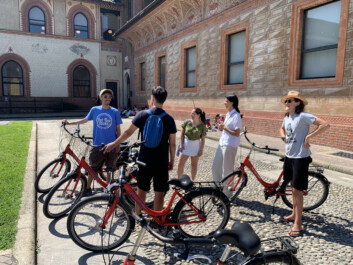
[53,0,67,36]
[0,0,19,30]
[0,32,100,97]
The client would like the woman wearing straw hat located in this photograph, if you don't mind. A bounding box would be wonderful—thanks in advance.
[212,94,242,198]
[279,91,329,237]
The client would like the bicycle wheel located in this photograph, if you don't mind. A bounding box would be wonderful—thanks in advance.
[43,173,87,218]
[67,194,135,252]
[35,158,71,193]
[244,251,300,265]
[172,188,230,238]
[281,172,329,211]
[220,170,248,202]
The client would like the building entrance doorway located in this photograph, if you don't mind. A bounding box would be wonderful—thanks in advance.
[106,82,118,108]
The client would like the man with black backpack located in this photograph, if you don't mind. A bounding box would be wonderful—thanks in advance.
[104,86,176,215]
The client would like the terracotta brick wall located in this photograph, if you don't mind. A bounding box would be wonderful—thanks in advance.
[124,0,353,152]
[165,107,353,152]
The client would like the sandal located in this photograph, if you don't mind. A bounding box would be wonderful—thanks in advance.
[279,216,294,223]
[288,229,304,237]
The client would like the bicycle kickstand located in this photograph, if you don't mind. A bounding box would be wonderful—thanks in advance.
[272,195,280,214]
[123,226,147,265]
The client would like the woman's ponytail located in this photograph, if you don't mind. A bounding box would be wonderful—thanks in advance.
[195,108,206,124]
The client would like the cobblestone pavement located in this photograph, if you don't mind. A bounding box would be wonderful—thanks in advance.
[35,120,353,265]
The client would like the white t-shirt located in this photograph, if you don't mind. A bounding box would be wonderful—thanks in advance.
[282,112,316,158]
[219,109,242,147]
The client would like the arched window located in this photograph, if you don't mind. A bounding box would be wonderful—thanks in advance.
[29,6,46,34]
[73,65,90,97]
[74,13,88,38]
[2,61,24,96]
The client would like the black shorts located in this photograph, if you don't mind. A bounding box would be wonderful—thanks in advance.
[137,163,169,192]
[283,156,312,191]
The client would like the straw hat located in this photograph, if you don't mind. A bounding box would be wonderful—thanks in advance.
[281,91,308,105]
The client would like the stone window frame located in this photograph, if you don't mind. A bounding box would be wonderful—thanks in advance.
[288,0,349,88]
[137,58,147,94]
[0,53,31,97]
[100,8,121,41]
[180,40,198,92]
[67,4,96,39]
[21,0,53,35]
[219,20,249,91]
[154,51,167,88]
[67,59,97,98]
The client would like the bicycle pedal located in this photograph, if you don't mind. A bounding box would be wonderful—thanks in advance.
[172,229,182,239]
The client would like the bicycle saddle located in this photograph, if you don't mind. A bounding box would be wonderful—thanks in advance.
[214,221,261,257]
[168,174,193,191]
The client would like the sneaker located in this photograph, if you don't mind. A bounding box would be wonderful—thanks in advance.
[82,188,93,197]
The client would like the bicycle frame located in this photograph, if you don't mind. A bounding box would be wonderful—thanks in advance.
[45,130,81,180]
[124,181,206,226]
[230,155,283,195]
[225,129,310,198]
[61,152,109,199]
[99,175,206,229]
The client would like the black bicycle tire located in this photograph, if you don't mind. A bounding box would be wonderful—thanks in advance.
[220,170,248,202]
[243,250,301,265]
[172,188,230,238]
[281,172,329,211]
[67,194,135,252]
[43,173,87,219]
[35,158,71,194]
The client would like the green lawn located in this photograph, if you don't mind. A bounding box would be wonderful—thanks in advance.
[0,121,32,250]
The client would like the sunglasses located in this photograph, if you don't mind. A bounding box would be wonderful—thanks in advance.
[284,99,298,104]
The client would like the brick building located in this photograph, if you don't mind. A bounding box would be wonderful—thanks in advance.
[118,0,353,152]
[0,0,352,151]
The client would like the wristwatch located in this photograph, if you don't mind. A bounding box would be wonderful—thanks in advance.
[281,137,286,142]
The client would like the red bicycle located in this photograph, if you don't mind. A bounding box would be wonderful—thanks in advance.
[35,123,116,193]
[66,141,230,252]
[42,129,148,219]
[35,124,81,193]
[220,128,330,211]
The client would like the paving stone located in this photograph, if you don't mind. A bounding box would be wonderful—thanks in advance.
[29,119,353,264]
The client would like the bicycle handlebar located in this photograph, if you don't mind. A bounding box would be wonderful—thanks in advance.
[242,127,279,154]
[61,123,102,147]
[61,122,80,137]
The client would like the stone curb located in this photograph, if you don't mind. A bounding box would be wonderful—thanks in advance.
[12,122,36,265]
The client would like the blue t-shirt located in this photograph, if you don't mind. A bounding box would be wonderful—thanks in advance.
[282,112,316,158]
[86,106,122,146]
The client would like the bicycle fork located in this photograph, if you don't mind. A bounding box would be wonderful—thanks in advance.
[123,226,147,265]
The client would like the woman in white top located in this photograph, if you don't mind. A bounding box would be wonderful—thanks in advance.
[212,94,242,198]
